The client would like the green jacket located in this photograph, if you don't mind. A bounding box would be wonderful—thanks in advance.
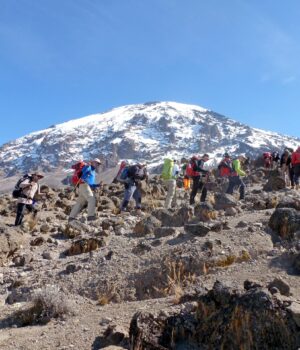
[232,159,246,177]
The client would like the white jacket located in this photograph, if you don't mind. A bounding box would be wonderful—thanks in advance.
[17,179,40,205]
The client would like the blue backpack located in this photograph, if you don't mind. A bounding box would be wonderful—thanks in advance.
[120,167,129,180]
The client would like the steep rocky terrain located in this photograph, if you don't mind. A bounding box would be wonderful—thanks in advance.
[0,166,300,349]
[1,101,299,176]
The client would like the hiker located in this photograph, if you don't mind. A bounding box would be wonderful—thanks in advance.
[217,153,233,191]
[218,153,233,178]
[263,152,272,169]
[69,158,102,222]
[280,149,294,188]
[189,154,210,205]
[226,155,246,200]
[15,172,44,226]
[119,163,148,213]
[271,151,280,168]
[291,146,300,190]
[162,159,180,209]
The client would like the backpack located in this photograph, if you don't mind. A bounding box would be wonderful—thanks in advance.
[217,161,232,177]
[272,151,279,160]
[71,161,86,186]
[119,166,129,180]
[161,159,174,180]
[117,161,128,177]
[12,174,32,198]
[263,152,272,159]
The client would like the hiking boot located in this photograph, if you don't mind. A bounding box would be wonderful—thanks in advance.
[87,216,96,222]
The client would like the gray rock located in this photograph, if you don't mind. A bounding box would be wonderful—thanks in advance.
[287,302,300,327]
[133,215,161,236]
[184,222,210,236]
[269,208,300,240]
[214,193,237,210]
[154,227,178,238]
[267,277,290,296]
[40,223,50,233]
[225,207,238,216]
[236,221,248,228]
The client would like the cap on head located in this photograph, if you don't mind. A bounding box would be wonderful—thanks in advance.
[31,172,44,179]
[223,153,230,158]
[203,154,209,158]
[92,158,102,165]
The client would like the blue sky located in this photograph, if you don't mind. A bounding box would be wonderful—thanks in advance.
[0,0,300,145]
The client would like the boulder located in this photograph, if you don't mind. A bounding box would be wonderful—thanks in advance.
[152,206,193,227]
[214,193,237,210]
[269,208,300,240]
[194,202,217,222]
[287,302,300,327]
[97,196,116,211]
[184,222,211,236]
[225,207,238,216]
[40,223,50,233]
[153,227,178,238]
[129,281,300,350]
[133,215,161,236]
[263,176,286,192]
[66,237,108,256]
[267,278,290,296]
[30,237,45,246]
[0,227,24,265]
[276,199,300,211]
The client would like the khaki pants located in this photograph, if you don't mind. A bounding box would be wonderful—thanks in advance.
[164,179,176,209]
[69,183,96,219]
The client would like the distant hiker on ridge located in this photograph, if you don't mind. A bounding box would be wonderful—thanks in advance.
[69,158,102,222]
[14,172,44,226]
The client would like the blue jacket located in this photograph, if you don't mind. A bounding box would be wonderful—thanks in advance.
[81,165,97,186]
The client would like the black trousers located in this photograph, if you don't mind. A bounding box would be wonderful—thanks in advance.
[289,166,295,186]
[226,176,245,199]
[190,176,207,205]
[15,203,37,226]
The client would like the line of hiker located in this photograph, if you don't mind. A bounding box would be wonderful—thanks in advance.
[12,146,300,225]
[263,147,300,189]
[161,152,247,210]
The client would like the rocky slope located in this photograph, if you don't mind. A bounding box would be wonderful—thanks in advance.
[0,166,300,349]
[1,101,299,176]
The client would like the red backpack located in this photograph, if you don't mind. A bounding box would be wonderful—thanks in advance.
[117,161,128,177]
[263,152,272,159]
[71,161,86,185]
[185,158,200,177]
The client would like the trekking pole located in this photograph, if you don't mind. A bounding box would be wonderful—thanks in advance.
[70,178,82,200]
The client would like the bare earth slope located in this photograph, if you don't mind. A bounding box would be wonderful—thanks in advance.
[0,168,300,349]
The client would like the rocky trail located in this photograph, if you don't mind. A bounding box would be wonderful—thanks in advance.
[0,168,300,349]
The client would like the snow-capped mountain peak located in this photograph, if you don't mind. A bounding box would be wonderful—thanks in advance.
[1,101,299,176]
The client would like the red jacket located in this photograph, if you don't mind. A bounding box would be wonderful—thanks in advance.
[291,149,300,166]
